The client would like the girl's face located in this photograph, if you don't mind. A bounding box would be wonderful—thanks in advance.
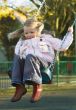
[24,27,37,39]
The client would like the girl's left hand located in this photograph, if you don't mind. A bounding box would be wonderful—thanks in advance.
[68,26,73,33]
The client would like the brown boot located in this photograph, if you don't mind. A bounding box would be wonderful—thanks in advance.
[30,84,42,103]
[11,84,27,102]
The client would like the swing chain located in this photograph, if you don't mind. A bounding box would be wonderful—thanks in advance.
[36,0,46,17]
[72,18,76,26]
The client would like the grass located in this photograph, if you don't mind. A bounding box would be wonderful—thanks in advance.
[0,83,76,98]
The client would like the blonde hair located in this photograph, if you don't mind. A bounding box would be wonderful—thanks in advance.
[8,18,44,40]
[24,18,44,34]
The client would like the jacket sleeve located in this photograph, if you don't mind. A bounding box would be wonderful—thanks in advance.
[15,38,23,55]
[48,32,73,51]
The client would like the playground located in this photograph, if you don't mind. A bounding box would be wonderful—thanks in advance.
[0,0,76,110]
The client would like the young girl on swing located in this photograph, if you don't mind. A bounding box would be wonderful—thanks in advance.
[8,18,73,103]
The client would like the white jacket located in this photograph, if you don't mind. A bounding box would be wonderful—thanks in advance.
[15,32,73,62]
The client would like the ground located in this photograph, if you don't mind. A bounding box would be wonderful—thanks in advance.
[0,84,76,110]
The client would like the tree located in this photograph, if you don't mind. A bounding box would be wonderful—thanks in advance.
[0,1,27,60]
[0,16,22,60]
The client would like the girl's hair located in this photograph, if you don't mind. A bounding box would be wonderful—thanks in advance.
[8,18,44,40]
[23,18,44,33]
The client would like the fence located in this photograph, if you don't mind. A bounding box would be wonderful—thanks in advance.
[0,61,76,88]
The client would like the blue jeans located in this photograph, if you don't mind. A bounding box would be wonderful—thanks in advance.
[12,54,49,86]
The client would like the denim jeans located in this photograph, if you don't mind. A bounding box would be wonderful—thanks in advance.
[12,54,49,86]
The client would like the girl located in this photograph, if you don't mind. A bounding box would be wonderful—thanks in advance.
[8,18,73,103]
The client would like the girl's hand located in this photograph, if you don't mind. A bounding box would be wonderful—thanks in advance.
[68,26,73,33]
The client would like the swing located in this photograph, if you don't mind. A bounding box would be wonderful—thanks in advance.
[7,0,76,84]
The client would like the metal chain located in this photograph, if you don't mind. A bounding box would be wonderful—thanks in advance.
[35,0,46,17]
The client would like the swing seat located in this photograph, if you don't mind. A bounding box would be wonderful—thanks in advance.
[8,65,53,84]
[41,66,53,84]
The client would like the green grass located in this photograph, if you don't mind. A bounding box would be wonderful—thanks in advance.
[0,83,76,98]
